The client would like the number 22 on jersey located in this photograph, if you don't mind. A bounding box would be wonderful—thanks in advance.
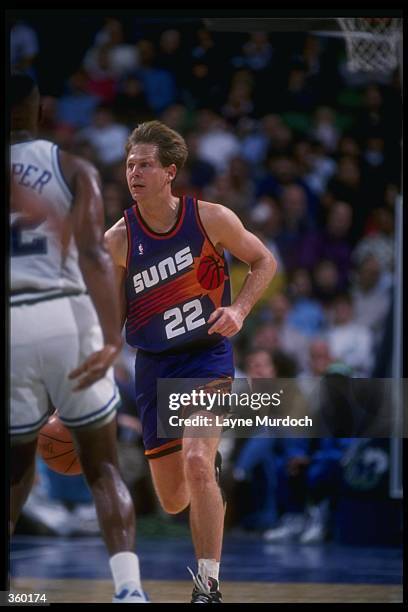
[164,298,206,339]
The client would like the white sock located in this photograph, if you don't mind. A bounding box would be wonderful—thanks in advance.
[109,552,141,592]
[198,558,220,584]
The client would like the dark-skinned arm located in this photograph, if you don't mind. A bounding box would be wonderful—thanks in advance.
[65,157,123,390]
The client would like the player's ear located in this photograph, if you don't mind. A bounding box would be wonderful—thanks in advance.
[167,163,177,183]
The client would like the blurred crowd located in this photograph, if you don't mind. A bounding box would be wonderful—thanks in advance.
[11,17,402,543]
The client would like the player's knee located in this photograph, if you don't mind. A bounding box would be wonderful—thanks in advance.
[81,459,118,487]
[184,450,214,486]
[160,496,189,515]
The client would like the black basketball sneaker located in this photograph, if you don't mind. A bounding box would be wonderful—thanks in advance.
[188,568,223,603]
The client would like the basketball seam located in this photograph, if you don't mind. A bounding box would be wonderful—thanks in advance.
[38,433,72,443]
[198,263,214,284]
[39,449,75,460]
[197,256,223,289]
[64,455,80,474]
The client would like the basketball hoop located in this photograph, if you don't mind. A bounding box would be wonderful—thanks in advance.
[337,17,402,73]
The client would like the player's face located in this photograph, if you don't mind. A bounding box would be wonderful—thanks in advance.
[126,143,174,201]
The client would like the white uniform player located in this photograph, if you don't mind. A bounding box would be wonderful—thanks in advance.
[10,74,147,603]
[10,139,120,438]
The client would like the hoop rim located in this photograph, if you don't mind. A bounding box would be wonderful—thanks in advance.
[314,30,402,41]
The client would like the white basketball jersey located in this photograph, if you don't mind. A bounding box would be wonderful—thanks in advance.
[10,139,86,303]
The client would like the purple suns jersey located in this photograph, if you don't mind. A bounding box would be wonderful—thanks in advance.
[124,195,232,353]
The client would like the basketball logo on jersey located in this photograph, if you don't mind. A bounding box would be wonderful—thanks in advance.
[197,255,225,290]
[138,243,144,255]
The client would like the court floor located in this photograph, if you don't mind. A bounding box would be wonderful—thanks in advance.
[10,534,403,604]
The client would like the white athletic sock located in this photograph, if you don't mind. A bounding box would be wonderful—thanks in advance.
[109,552,141,592]
[198,558,220,584]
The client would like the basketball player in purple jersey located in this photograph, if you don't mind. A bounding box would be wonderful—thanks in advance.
[106,121,277,603]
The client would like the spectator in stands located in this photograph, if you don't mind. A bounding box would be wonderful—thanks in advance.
[278,61,317,113]
[352,206,395,275]
[56,69,100,130]
[337,134,361,159]
[183,131,216,194]
[157,29,189,89]
[103,181,129,228]
[263,372,354,544]
[355,84,388,142]
[275,184,314,272]
[231,347,302,531]
[249,193,283,243]
[239,32,274,72]
[10,19,39,77]
[297,337,335,413]
[300,138,337,197]
[287,268,326,337]
[263,293,309,371]
[351,254,391,348]
[83,44,119,103]
[196,112,241,174]
[327,293,374,377]
[312,259,342,316]
[112,75,152,126]
[192,28,218,70]
[204,156,255,223]
[135,39,176,113]
[323,155,368,240]
[76,104,129,167]
[299,200,354,290]
[310,106,340,153]
[83,17,139,80]
[222,75,255,126]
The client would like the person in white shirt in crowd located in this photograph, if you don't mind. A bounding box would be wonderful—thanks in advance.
[327,293,374,377]
[297,337,334,403]
[83,17,140,80]
[76,104,130,167]
[196,111,241,174]
[351,253,391,348]
[352,206,395,278]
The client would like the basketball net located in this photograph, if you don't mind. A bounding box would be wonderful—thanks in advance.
[337,17,402,73]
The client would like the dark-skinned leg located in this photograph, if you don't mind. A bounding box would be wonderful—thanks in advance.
[10,437,38,535]
[72,416,148,602]
[71,417,135,554]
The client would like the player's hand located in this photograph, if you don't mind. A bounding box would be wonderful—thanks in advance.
[68,342,122,391]
[207,305,244,337]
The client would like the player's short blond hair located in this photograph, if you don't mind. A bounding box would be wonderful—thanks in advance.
[126,120,188,172]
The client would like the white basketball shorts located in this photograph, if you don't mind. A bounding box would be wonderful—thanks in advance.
[10,293,121,437]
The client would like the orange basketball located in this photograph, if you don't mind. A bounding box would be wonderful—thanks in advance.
[37,414,82,476]
[197,255,225,290]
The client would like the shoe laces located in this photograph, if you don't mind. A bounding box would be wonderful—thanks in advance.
[188,567,219,602]
[188,567,211,593]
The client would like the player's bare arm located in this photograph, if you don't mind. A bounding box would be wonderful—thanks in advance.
[199,201,277,337]
[104,218,128,330]
[61,153,123,389]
